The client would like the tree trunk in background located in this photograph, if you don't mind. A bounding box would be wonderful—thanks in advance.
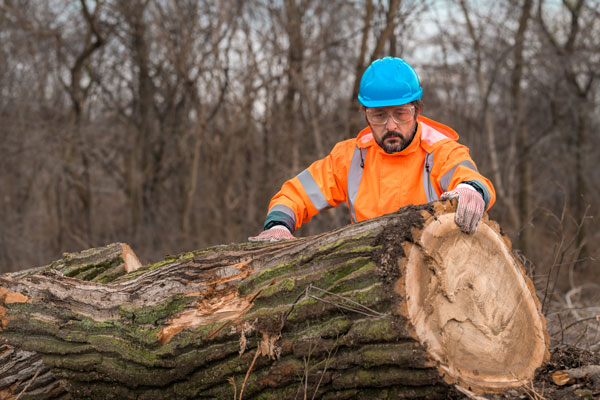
[0,202,549,399]
[120,0,155,243]
[284,0,304,174]
[574,106,589,263]
[60,0,105,249]
[512,0,533,255]
[349,0,374,111]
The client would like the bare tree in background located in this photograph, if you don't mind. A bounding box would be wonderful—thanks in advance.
[0,0,108,261]
[55,0,107,250]
[536,0,599,270]
[511,0,534,255]
[0,0,597,286]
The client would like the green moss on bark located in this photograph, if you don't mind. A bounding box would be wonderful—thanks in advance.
[119,295,188,325]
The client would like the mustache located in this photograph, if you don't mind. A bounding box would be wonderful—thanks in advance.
[382,131,404,140]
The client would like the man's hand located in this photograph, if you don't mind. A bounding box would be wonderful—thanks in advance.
[248,225,296,242]
[441,184,485,234]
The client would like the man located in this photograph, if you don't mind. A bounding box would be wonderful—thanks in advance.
[249,57,495,242]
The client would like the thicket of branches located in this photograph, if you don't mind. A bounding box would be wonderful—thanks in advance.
[1,0,598,301]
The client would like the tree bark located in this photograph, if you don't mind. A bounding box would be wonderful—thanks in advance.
[0,201,549,399]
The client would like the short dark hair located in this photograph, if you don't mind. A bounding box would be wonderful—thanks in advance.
[411,100,424,114]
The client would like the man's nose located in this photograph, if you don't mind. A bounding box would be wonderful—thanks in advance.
[385,115,398,130]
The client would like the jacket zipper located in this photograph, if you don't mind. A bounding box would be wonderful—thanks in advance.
[425,154,434,202]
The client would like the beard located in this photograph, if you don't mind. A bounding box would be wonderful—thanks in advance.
[375,130,416,154]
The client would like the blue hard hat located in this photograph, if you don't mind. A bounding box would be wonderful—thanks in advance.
[358,57,423,107]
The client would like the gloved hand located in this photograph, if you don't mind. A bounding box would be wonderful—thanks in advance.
[441,184,485,234]
[248,225,296,242]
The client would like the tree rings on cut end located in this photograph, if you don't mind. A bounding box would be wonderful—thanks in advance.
[400,212,549,393]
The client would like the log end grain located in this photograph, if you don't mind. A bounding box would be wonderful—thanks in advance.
[398,208,550,393]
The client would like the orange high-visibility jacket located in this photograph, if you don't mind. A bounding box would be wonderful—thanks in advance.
[265,116,495,233]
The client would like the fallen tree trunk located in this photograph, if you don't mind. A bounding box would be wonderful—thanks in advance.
[0,201,549,399]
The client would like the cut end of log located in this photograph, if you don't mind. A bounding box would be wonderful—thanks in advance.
[399,211,549,393]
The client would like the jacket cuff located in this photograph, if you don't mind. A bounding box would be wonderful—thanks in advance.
[264,211,295,233]
[462,180,490,209]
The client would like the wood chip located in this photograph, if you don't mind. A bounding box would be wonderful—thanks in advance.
[552,365,600,386]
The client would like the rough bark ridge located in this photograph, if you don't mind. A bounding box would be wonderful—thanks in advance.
[0,201,549,399]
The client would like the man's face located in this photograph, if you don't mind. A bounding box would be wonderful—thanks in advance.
[366,105,418,154]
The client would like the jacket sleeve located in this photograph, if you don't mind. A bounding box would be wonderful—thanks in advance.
[264,143,351,233]
[432,143,496,210]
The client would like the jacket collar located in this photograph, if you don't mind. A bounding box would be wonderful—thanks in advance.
[356,116,459,153]
[355,122,421,156]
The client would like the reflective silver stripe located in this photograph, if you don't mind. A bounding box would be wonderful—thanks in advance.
[423,152,439,202]
[440,160,478,192]
[268,204,297,228]
[269,204,295,218]
[297,169,331,211]
[347,147,366,223]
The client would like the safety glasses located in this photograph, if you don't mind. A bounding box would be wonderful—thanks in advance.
[365,106,415,125]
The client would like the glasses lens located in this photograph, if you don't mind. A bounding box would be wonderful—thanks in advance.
[366,107,414,125]
[391,108,413,123]
[367,110,388,125]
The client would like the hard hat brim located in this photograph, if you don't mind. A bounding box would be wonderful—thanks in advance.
[358,90,422,108]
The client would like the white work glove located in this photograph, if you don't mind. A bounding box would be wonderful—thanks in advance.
[248,225,296,242]
[441,184,485,234]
